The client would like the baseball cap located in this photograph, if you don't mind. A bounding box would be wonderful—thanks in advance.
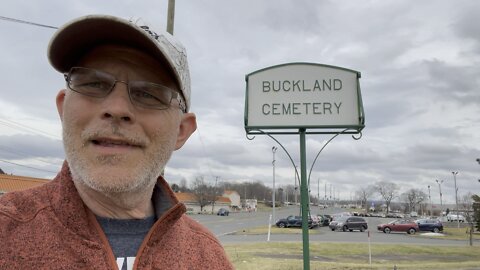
[48,14,191,111]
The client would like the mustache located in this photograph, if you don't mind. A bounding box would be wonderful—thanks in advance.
[80,124,147,147]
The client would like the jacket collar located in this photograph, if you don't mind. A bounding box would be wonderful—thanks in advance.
[48,161,185,239]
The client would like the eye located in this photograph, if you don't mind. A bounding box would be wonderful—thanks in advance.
[129,82,172,107]
[77,80,110,89]
[131,89,158,100]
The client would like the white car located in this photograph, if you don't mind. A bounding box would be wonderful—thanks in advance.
[447,214,466,222]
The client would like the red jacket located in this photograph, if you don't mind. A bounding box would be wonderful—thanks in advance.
[0,163,233,270]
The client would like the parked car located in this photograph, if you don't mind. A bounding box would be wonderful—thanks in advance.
[377,219,419,234]
[217,208,229,216]
[415,219,443,233]
[276,215,317,229]
[329,216,368,232]
[310,215,321,227]
[385,213,403,218]
[447,214,466,222]
[331,212,352,221]
[317,215,331,226]
[323,214,333,223]
[369,212,383,218]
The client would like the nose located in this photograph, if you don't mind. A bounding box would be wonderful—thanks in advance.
[100,81,136,123]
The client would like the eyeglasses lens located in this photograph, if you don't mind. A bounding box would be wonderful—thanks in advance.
[66,67,177,110]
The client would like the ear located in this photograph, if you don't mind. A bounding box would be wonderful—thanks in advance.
[56,89,66,121]
[174,112,197,150]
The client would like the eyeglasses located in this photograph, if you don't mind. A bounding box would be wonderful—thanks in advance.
[64,67,186,112]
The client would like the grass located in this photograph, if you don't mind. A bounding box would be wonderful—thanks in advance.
[224,242,480,270]
[238,223,480,240]
[235,225,321,235]
[416,227,480,241]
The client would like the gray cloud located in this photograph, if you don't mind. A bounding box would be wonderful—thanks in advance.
[0,0,479,205]
[0,134,63,160]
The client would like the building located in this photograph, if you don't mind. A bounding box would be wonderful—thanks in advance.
[0,172,239,215]
[0,173,50,195]
[222,190,241,209]
[174,192,231,214]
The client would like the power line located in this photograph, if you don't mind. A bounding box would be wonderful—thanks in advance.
[0,16,57,29]
[0,159,57,173]
[0,145,63,167]
[0,118,61,140]
[195,127,215,180]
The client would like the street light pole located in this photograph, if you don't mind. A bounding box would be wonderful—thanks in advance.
[324,182,327,206]
[329,184,332,207]
[294,165,298,205]
[317,178,320,207]
[427,185,432,216]
[452,171,459,228]
[333,186,335,204]
[272,146,277,222]
[435,179,444,216]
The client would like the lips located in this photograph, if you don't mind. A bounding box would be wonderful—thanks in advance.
[90,137,144,148]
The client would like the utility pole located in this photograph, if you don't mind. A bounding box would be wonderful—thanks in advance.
[330,184,332,206]
[294,165,298,204]
[452,171,459,228]
[427,185,431,216]
[436,179,444,216]
[272,147,277,222]
[286,186,289,204]
[211,176,218,214]
[166,0,175,34]
[333,186,336,204]
[244,184,247,209]
[317,178,320,206]
[324,182,327,205]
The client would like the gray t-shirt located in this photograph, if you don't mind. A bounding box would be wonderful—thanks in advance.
[96,216,156,270]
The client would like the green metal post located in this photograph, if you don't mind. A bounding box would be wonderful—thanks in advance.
[299,128,310,270]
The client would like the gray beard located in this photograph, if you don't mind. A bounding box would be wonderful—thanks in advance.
[62,123,175,195]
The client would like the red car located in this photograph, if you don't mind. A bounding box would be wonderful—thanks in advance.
[377,219,419,234]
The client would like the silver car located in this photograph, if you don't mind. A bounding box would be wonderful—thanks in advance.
[329,216,368,232]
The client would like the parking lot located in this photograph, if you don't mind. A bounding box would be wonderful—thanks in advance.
[192,206,478,246]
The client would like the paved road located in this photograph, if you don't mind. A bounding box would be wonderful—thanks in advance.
[191,206,477,246]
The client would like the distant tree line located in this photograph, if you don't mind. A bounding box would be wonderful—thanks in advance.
[171,177,479,231]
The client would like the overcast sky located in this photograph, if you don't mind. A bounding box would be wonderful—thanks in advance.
[1,0,479,204]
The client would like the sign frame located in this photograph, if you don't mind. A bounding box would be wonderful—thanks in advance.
[244,62,365,135]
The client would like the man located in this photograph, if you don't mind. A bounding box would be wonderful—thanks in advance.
[0,15,233,269]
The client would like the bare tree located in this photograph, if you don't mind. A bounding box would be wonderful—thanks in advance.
[170,183,180,193]
[374,181,399,214]
[472,194,480,232]
[355,185,375,212]
[179,178,189,192]
[461,193,475,246]
[191,176,215,212]
[219,180,271,202]
[401,188,427,214]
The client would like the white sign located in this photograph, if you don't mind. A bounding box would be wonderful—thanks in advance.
[245,63,364,132]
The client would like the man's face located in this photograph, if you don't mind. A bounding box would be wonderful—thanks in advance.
[56,44,196,194]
